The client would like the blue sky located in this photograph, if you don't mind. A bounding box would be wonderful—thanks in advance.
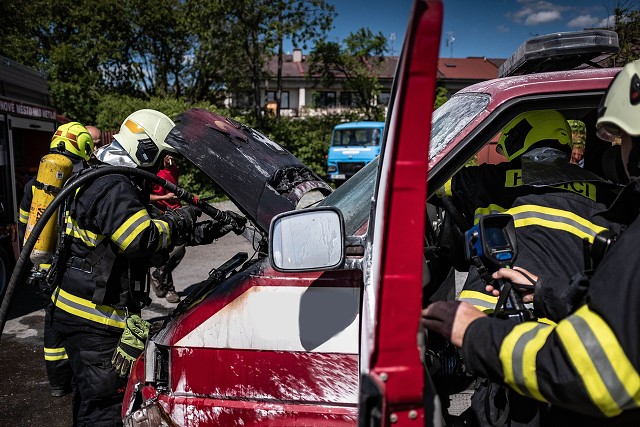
[288,0,622,59]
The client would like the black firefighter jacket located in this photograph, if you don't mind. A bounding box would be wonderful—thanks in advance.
[51,173,180,333]
[462,177,640,425]
[443,160,623,316]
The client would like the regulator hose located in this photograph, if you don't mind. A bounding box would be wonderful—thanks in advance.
[0,165,247,340]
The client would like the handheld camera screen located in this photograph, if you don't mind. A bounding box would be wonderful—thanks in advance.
[484,226,509,249]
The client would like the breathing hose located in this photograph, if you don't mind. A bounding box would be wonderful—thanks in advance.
[0,165,247,341]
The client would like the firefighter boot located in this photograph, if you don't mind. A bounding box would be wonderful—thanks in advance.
[150,269,166,298]
[165,289,181,303]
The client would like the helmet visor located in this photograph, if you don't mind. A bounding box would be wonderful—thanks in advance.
[95,140,138,167]
[596,122,625,143]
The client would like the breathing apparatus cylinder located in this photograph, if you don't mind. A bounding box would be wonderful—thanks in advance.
[24,153,73,267]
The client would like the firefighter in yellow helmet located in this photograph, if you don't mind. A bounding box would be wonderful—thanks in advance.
[424,60,640,424]
[432,109,623,425]
[17,122,94,398]
[48,109,235,425]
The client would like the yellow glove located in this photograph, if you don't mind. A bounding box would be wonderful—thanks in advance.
[111,314,150,378]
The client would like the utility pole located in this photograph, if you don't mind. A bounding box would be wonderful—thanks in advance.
[390,33,396,56]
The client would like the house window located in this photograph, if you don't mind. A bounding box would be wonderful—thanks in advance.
[266,91,290,108]
[339,92,356,107]
[378,92,391,106]
[313,91,336,108]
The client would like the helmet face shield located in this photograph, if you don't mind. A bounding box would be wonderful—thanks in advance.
[95,140,138,168]
[596,122,625,142]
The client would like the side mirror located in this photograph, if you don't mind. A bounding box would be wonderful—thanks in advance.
[269,207,345,272]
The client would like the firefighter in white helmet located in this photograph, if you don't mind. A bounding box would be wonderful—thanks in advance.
[48,109,232,425]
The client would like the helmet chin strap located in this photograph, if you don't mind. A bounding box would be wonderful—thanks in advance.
[626,136,640,178]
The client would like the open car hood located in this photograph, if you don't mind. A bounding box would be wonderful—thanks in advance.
[166,109,332,233]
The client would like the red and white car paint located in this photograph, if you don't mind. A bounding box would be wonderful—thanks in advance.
[123,0,623,425]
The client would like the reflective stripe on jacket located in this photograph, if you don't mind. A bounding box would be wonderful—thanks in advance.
[463,180,640,421]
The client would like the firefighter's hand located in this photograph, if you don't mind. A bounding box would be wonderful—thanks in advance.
[489,267,538,303]
[111,315,150,378]
[422,301,485,348]
[225,210,247,234]
[165,205,201,244]
[189,220,233,245]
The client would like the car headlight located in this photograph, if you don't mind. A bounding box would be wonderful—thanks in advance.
[144,340,169,386]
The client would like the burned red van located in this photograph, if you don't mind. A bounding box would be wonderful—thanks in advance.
[122,0,623,425]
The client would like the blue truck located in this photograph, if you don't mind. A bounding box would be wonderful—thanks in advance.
[326,121,385,184]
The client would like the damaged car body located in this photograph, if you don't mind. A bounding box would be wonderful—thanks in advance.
[123,0,622,425]
[122,108,366,426]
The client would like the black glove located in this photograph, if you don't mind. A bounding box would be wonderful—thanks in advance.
[190,220,234,245]
[164,205,201,245]
[421,301,461,343]
[222,210,247,234]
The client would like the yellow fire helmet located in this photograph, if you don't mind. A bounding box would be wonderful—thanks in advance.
[50,122,94,161]
[496,110,572,162]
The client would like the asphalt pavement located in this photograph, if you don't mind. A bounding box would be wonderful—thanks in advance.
[0,196,467,426]
[0,200,254,426]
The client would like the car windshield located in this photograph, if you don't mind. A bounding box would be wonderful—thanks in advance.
[430,93,490,161]
[319,95,489,235]
[332,128,382,147]
[319,158,378,234]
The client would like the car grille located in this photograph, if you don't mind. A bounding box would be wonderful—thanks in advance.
[337,162,366,174]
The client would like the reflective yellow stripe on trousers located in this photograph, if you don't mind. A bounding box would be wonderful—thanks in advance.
[51,287,126,329]
[19,208,29,224]
[44,346,68,361]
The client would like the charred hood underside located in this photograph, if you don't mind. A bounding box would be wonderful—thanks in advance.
[166,109,332,232]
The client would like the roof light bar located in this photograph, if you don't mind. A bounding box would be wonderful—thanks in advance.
[499,30,619,78]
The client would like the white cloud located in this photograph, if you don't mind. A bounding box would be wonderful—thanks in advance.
[598,15,615,28]
[509,1,568,25]
[497,25,510,33]
[567,14,601,28]
[524,10,562,25]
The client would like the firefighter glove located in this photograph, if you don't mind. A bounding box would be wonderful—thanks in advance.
[224,210,247,234]
[165,205,201,245]
[111,314,150,378]
[422,301,461,343]
[189,220,234,245]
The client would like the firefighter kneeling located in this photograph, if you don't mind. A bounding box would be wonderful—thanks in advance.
[48,109,238,426]
[423,60,640,425]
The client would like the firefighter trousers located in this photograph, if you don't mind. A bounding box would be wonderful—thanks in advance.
[53,323,127,427]
[44,307,73,392]
[152,243,186,292]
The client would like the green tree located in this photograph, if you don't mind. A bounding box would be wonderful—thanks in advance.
[308,28,388,120]
[601,1,640,66]
[0,0,52,66]
[434,86,449,109]
[43,0,137,122]
[272,0,335,118]
[183,0,250,106]
[127,0,190,98]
